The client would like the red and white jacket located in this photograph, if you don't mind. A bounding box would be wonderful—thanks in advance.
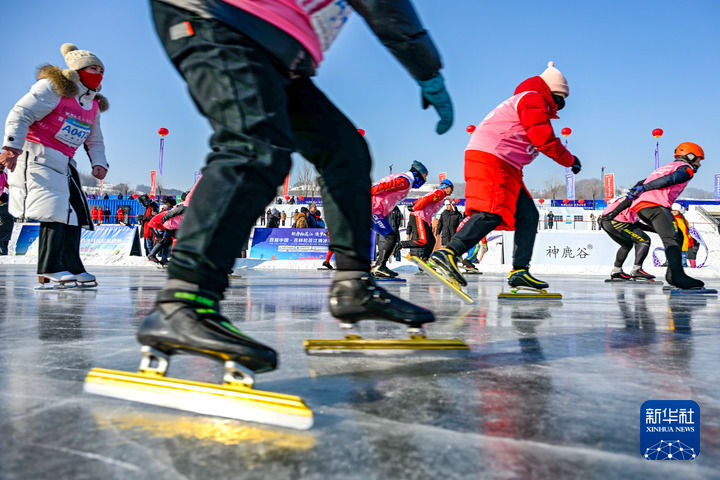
[411,188,447,225]
[371,172,414,217]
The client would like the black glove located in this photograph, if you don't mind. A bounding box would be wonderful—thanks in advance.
[571,156,582,175]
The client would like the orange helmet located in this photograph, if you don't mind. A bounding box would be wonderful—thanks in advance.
[674,142,704,161]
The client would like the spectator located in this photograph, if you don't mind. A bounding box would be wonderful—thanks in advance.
[307,203,319,228]
[291,209,299,227]
[98,207,105,225]
[118,194,123,200]
[262,209,270,226]
[117,206,125,225]
[315,209,326,228]
[289,196,295,205]
[435,200,463,246]
[103,193,109,200]
[0,193,14,255]
[294,207,309,228]
[91,205,99,225]
[267,208,280,228]
[547,210,555,229]
[281,211,287,227]
[103,207,111,224]
[138,194,160,255]
[589,213,596,230]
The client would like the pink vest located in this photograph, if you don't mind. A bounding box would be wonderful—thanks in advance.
[631,161,692,210]
[371,172,413,216]
[465,91,538,170]
[26,96,99,157]
[222,0,327,65]
[602,197,638,223]
[414,189,447,225]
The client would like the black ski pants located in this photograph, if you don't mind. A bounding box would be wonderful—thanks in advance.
[600,219,650,268]
[637,206,679,249]
[374,231,398,267]
[37,222,85,275]
[399,215,435,261]
[152,2,372,294]
[447,188,538,269]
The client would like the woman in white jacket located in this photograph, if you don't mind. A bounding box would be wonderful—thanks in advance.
[0,43,109,288]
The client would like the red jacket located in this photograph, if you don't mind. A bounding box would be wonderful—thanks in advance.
[117,208,125,222]
[91,207,99,221]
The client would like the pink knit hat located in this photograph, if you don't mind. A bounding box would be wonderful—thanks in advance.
[539,61,569,98]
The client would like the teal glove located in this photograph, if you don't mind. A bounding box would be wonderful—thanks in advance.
[418,73,453,134]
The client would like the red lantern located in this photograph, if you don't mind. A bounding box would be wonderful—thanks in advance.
[652,128,663,138]
[563,199,569,204]
[561,127,572,137]
[357,128,365,137]
[284,195,290,201]
[538,198,545,204]
[466,125,476,134]
[578,199,585,205]
[298,196,305,202]
[158,128,169,137]
[132,194,139,199]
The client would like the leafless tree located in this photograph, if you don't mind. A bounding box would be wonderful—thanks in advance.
[541,177,564,200]
[293,162,319,199]
[575,178,603,201]
[115,182,130,195]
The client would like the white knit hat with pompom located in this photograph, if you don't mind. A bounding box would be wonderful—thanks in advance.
[539,61,569,98]
[61,43,104,71]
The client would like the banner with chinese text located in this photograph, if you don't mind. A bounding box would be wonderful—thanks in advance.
[604,173,615,201]
[250,228,329,260]
[502,231,617,266]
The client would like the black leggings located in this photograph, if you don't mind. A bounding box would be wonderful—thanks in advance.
[37,222,85,275]
[637,206,679,249]
[600,219,650,268]
[399,216,435,261]
[447,188,538,269]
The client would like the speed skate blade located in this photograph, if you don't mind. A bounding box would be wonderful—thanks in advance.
[304,334,469,356]
[605,278,662,285]
[409,256,474,304]
[463,270,482,275]
[498,288,562,300]
[604,278,632,283]
[667,287,718,296]
[84,368,313,430]
[373,277,407,283]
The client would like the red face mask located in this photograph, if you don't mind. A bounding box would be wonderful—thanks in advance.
[78,69,103,90]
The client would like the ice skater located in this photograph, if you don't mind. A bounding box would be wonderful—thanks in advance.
[370,161,428,278]
[625,142,705,289]
[599,195,654,281]
[0,43,109,289]
[137,1,453,380]
[400,179,454,261]
[427,61,580,293]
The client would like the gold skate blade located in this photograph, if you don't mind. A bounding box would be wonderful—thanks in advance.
[498,288,562,300]
[409,256,474,304]
[84,368,313,430]
[304,335,469,355]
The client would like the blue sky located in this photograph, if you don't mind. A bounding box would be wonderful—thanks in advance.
[2,1,719,195]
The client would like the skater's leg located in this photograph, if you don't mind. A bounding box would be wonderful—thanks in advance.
[601,220,633,269]
[398,215,429,250]
[446,212,501,256]
[289,77,371,273]
[286,75,432,326]
[510,189,539,269]
[61,224,87,275]
[421,220,435,261]
[638,206,703,288]
[37,222,68,275]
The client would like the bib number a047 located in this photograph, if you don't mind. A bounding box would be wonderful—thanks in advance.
[55,117,92,147]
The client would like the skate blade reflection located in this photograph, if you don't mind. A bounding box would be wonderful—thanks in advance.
[84,368,313,430]
[92,408,316,449]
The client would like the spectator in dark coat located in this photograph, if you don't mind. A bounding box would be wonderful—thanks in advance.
[267,208,280,228]
[546,211,555,229]
[435,200,463,246]
[138,195,160,254]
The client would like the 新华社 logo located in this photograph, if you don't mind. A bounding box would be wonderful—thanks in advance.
[641,400,700,460]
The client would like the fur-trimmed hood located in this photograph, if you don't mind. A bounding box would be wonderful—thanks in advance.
[37,64,109,112]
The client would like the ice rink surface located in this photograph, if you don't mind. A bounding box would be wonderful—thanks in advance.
[0,264,718,479]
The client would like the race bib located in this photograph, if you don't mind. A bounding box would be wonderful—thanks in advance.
[55,116,92,147]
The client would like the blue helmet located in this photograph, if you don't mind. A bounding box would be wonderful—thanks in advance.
[440,179,454,190]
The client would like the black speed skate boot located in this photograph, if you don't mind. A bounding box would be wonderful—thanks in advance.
[610,270,632,281]
[321,261,334,270]
[428,248,467,286]
[371,264,398,278]
[630,268,655,281]
[665,246,704,290]
[329,275,434,329]
[507,268,549,290]
[462,259,479,272]
[137,289,277,373]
